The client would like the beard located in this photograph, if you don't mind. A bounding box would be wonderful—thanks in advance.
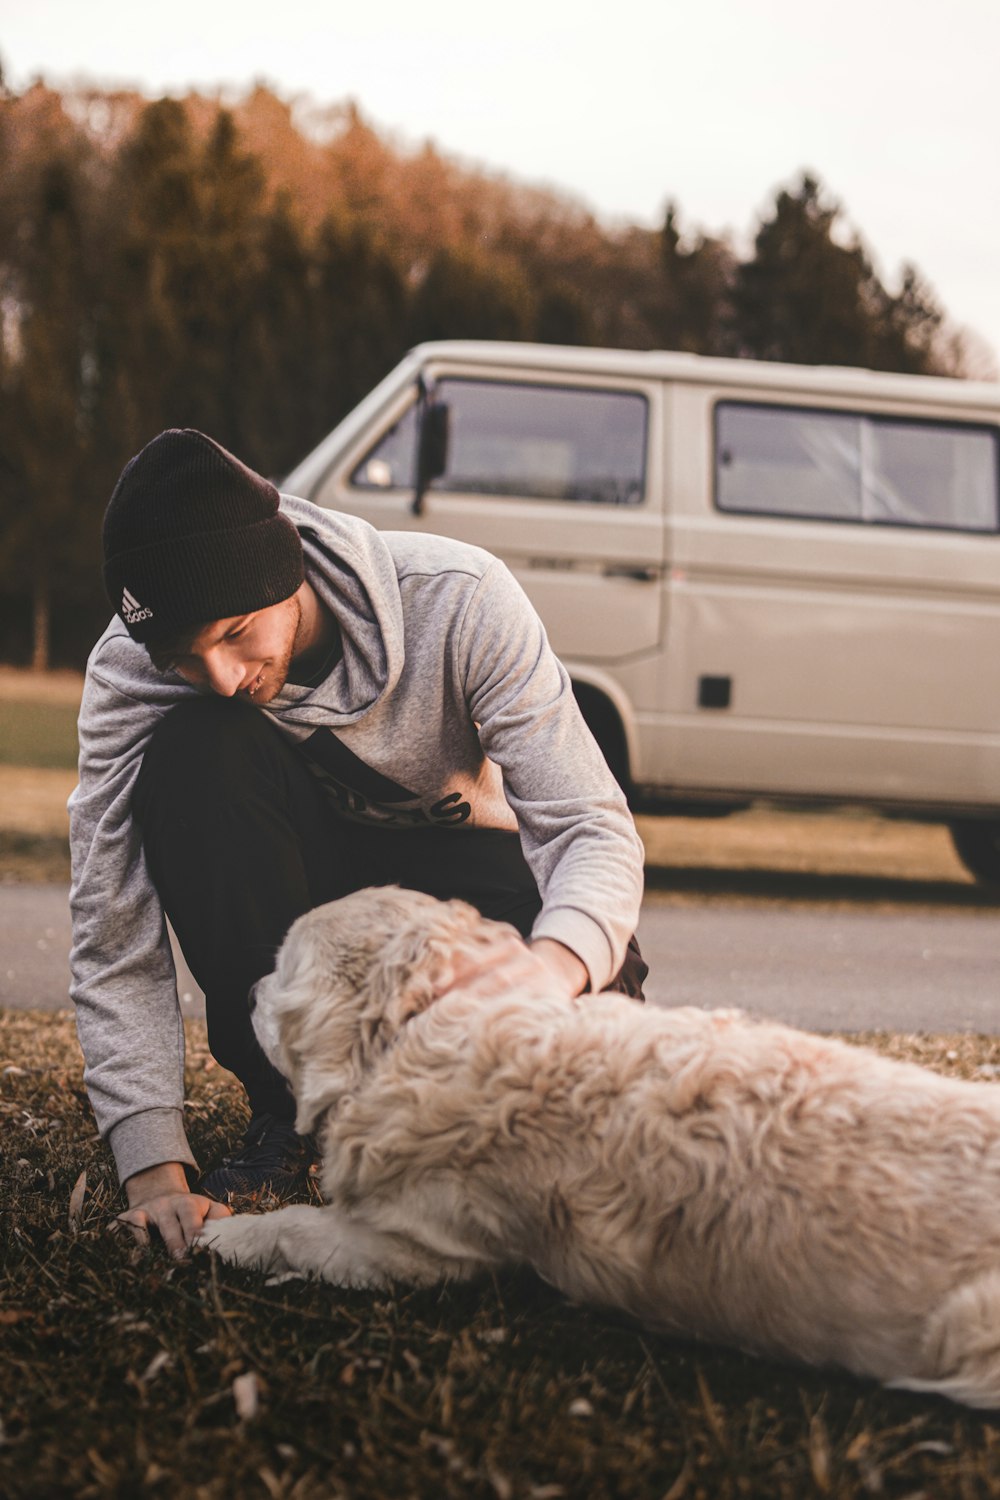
[243,594,302,705]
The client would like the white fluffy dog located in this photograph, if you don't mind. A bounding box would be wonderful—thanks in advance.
[200,886,1000,1408]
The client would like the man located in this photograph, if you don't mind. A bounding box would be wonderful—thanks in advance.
[69,428,647,1259]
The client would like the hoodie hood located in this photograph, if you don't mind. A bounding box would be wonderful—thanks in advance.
[264,495,406,726]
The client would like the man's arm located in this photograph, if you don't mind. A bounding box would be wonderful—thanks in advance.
[70,631,199,1186]
[457,560,645,994]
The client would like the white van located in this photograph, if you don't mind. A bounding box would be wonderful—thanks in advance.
[283,341,1000,886]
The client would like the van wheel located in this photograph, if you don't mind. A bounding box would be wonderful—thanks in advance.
[571,684,631,800]
[949,821,1000,887]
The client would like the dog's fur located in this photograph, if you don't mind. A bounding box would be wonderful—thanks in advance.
[201,886,1000,1407]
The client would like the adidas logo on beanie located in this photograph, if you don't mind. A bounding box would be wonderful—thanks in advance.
[120,586,153,625]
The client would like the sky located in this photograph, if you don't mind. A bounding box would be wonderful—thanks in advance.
[4,0,999,374]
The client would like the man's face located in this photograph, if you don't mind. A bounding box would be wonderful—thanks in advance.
[155,593,303,704]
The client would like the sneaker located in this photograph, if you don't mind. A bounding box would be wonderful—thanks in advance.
[198,1112,316,1203]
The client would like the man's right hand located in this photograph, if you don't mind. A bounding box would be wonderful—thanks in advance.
[119,1160,231,1259]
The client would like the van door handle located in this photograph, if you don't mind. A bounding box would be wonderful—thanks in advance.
[602,565,659,582]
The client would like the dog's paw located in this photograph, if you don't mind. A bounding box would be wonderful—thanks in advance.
[195,1214,268,1268]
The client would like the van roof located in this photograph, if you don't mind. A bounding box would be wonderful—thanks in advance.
[412,340,1000,413]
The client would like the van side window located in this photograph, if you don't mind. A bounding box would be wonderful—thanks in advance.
[352,379,648,505]
[715,403,999,533]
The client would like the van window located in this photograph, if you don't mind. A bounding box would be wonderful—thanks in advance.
[352,379,647,505]
[715,402,999,533]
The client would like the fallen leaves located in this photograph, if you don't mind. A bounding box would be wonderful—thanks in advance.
[68,1169,87,1231]
[232,1370,261,1421]
[3,1008,999,1500]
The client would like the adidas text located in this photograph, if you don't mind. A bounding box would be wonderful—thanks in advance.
[122,586,153,625]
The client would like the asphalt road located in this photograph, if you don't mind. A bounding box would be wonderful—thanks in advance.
[2,881,998,1033]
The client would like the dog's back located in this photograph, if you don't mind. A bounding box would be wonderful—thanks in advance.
[325,990,1000,1403]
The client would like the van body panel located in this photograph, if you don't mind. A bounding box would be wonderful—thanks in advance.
[632,711,1000,809]
[283,341,1000,819]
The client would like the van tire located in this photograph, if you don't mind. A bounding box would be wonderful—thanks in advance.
[571,683,631,799]
[949,820,1000,888]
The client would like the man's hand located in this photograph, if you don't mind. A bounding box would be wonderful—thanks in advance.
[436,930,588,1002]
[118,1161,231,1259]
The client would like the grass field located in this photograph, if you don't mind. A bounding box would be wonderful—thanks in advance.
[0,669,82,771]
[4,1010,1000,1500]
[0,667,984,896]
[0,671,81,878]
[0,699,80,770]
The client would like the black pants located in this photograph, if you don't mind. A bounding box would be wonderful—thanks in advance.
[134,697,647,1120]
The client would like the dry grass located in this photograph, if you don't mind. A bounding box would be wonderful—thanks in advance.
[0,759,984,901]
[636,810,973,887]
[0,768,77,838]
[0,766,75,882]
[0,668,986,901]
[0,670,79,880]
[0,668,84,706]
[4,1008,1000,1500]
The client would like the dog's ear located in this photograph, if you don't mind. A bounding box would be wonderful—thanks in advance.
[293,1071,352,1138]
[269,928,374,1134]
[278,890,500,1134]
[362,909,476,1036]
[287,987,372,1135]
[362,894,524,1038]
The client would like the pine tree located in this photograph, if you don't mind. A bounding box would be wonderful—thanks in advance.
[236,193,319,478]
[869,264,946,375]
[659,204,736,355]
[104,101,267,451]
[408,248,533,345]
[0,152,96,667]
[310,214,410,433]
[731,175,877,366]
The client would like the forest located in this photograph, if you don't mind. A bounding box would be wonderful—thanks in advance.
[0,74,977,667]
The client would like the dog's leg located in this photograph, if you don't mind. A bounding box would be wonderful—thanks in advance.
[198,1205,459,1290]
[889,1270,1000,1409]
[197,1207,321,1276]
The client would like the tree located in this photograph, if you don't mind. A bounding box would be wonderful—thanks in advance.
[868,263,946,375]
[99,98,204,449]
[730,174,951,375]
[234,192,319,479]
[310,214,410,426]
[0,91,100,669]
[102,101,268,452]
[533,283,595,346]
[656,204,737,355]
[2,173,93,667]
[731,175,879,366]
[408,248,533,345]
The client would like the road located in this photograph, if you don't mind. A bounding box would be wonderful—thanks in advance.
[2,881,998,1033]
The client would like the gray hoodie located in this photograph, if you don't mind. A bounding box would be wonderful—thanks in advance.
[69,497,644,1183]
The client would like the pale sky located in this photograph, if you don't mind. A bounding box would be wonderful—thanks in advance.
[4,0,999,373]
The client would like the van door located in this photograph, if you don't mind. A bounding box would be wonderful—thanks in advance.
[309,366,666,664]
[660,388,1000,808]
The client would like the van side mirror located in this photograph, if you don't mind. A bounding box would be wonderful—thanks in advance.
[412,400,450,516]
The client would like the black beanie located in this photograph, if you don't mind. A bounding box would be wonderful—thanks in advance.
[102,429,304,644]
